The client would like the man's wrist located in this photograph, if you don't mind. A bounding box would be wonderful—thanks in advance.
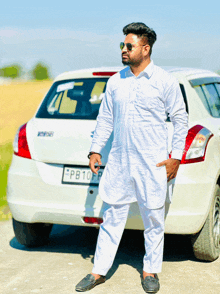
[88,152,102,159]
[171,149,183,161]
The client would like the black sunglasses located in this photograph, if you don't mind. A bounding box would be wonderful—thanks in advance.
[120,42,147,51]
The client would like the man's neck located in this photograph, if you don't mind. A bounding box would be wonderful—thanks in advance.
[130,58,151,77]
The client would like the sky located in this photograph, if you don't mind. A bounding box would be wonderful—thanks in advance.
[0,0,220,78]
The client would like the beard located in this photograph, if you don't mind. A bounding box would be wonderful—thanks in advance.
[122,60,130,65]
[122,54,131,65]
[121,54,142,66]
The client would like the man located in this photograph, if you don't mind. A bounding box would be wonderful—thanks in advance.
[75,22,188,293]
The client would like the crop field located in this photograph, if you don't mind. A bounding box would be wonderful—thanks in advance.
[0,80,52,221]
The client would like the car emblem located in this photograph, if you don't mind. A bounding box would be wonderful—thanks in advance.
[37,131,54,137]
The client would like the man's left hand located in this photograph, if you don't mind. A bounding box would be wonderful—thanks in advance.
[156,158,181,182]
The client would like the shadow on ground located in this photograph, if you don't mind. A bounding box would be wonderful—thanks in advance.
[9,224,198,279]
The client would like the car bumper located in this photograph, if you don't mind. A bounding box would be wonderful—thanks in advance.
[7,155,143,229]
[7,155,217,234]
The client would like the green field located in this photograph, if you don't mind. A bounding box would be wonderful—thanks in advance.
[0,142,13,221]
[0,80,52,221]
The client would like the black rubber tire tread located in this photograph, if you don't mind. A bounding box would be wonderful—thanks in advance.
[191,184,220,261]
[12,218,53,247]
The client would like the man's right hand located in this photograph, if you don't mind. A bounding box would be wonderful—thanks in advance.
[89,153,102,175]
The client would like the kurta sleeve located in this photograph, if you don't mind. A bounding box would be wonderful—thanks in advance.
[89,79,114,154]
[165,78,188,160]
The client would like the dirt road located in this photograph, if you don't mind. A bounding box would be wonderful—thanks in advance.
[0,220,219,294]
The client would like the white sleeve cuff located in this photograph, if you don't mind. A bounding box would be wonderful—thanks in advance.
[89,143,103,154]
[171,149,183,160]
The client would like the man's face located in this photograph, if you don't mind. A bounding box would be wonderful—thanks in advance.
[121,33,148,66]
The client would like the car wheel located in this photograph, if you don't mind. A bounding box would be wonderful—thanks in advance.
[12,218,53,247]
[191,184,220,261]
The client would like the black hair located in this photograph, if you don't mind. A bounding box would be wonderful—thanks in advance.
[123,22,157,55]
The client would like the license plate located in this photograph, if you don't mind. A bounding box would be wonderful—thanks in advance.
[62,166,104,185]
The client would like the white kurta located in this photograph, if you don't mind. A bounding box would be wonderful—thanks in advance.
[90,61,188,209]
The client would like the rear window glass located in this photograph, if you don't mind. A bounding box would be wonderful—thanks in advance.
[194,83,220,117]
[36,78,108,120]
[36,78,188,120]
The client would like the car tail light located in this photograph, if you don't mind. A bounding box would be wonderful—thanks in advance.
[92,72,117,76]
[13,123,32,159]
[180,125,213,164]
[83,217,103,225]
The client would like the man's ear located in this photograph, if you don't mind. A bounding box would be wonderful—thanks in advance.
[143,44,151,57]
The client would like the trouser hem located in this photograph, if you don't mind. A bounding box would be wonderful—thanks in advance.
[92,267,108,276]
[143,267,162,274]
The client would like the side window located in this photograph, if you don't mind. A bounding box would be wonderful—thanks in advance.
[194,86,210,113]
[214,83,220,97]
[190,77,220,118]
[194,83,220,117]
[201,84,220,117]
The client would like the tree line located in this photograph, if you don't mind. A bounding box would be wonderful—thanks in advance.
[1,63,220,80]
[0,62,50,80]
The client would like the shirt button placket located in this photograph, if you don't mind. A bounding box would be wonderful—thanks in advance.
[128,80,135,124]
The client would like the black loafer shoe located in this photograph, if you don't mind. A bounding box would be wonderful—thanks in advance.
[141,274,160,293]
[75,274,106,292]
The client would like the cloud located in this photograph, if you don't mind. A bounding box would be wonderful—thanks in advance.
[0,27,120,44]
[0,27,122,76]
[0,27,219,76]
[153,32,220,70]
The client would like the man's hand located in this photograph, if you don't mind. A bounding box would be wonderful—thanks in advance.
[156,158,181,182]
[89,153,102,175]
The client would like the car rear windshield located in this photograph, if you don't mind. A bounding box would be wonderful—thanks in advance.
[36,78,188,120]
[190,77,220,117]
[36,78,108,120]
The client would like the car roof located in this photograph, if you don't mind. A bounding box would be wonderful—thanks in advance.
[54,65,219,82]
[163,66,219,81]
[54,67,124,81]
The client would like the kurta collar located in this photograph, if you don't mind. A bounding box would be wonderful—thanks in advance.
[125,60,154,79]
[142,60,154,78]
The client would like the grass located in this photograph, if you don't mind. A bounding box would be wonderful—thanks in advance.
[0,80,52,221]
[0,80,52,145]
[0,142,13,221]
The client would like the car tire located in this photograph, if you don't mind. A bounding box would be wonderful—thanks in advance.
[12,218,53,247]
[191,184,220,261]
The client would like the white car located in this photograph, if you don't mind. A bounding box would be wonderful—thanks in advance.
[7,66,220,262]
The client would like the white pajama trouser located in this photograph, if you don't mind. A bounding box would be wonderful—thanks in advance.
[92,201,165,276]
